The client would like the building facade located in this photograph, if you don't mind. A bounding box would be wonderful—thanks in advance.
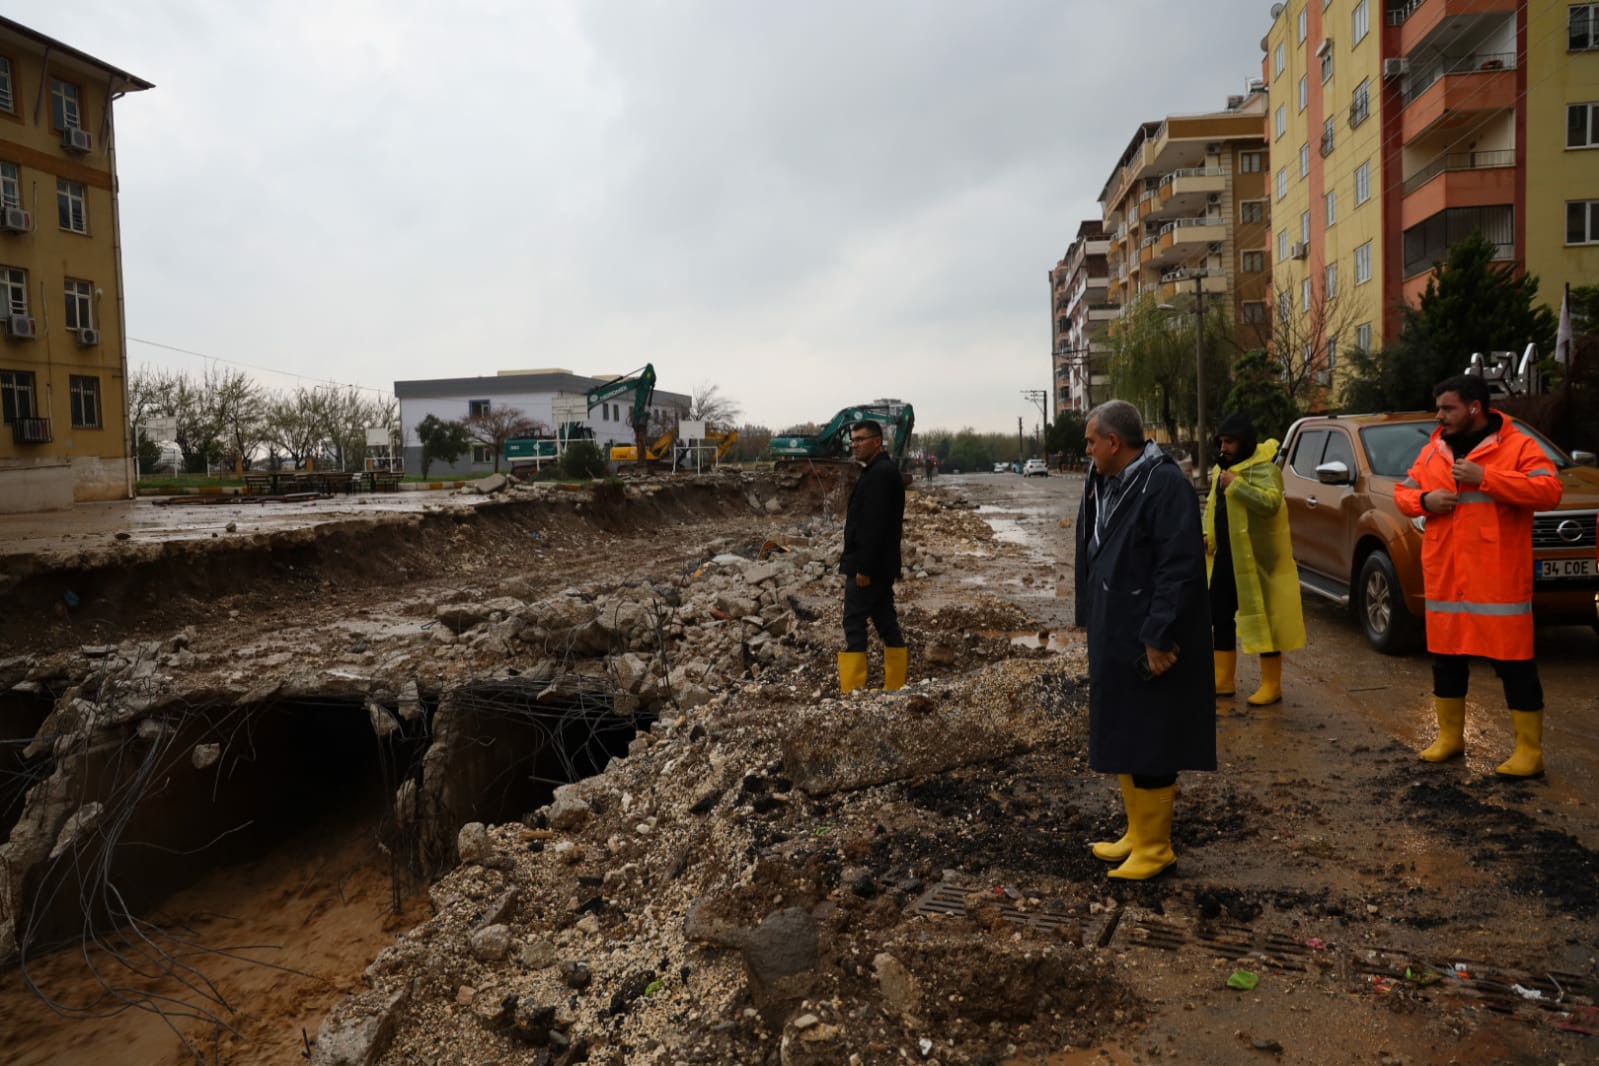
[394,370,690,476]
[0,17,151,511]
[1050,220,1112,415]
[1100,91,1272,339]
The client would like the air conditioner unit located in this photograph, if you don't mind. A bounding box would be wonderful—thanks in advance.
[1207,193,1222,205]
[1291,241,1310,260]
[1316,37,1334,58]
[1206,142,1222,155]
[1383,57,1409,78]
[1208,241,1225,255]
[62,127,92,153]
[76,326,100,346]
[5,315,37,339]
[0,207,30,233]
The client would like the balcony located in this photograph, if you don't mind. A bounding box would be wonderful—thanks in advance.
[1400,149,1516,228]
[12,417,51,444]
[1152,216,1226,265]
[1155,167,1229,217]
[1391,1,1518,57]
[1400,53,1517,142]
[1156,272,1228,302]
[1087,304,1120,322]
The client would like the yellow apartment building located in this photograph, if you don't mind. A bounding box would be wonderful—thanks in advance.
[1525,1,1599,302]
[1100,89,1273,358]
[0,17,151,510]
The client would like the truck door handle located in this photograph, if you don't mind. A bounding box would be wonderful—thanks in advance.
[1306,496,1318,508]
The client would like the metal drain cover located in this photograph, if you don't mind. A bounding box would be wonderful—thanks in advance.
[905,881,1086,937]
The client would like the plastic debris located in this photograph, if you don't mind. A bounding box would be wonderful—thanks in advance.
[1405,967,1441,986]
[1305,937,1327,951]
[1226,970,1259,991]
[1510,983,1547,1002]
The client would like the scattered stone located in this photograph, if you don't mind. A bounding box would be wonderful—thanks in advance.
[456,822,489,865]
[191,743,220,769]
[559,960,592,989]
[470,923,512,962]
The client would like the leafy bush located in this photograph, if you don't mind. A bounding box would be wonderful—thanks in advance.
[559,439,608,479]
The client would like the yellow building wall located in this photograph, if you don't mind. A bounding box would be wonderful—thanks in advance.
[1523,4,1599,300]
[0,40,133,501]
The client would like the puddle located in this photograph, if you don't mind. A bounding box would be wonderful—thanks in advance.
[985,517,1032,546]
[977,629,1080,653]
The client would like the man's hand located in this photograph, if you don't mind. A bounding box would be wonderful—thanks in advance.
[1451,459,1484,485]
[854,573,872,588]
[1144,644,1178,677]
[1218,470,1236,488]
[1425,490,1459,515]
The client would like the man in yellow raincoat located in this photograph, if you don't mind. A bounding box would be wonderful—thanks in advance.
[1202,412,1306,705]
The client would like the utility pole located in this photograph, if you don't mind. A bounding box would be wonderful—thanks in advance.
[1017,416,1024,461]
[1021,389,1048,456]
[1192,273,1208,486]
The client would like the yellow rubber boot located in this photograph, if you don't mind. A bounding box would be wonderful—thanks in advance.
[1090,775,1135,862]
[1108,785,1177,880]
[883,646,909,691]
[1247,655,1283,706]
[1213,650,1237,697]
[837,651,868,694]
[1419,696,1466,762]
[1494,710,1544,778]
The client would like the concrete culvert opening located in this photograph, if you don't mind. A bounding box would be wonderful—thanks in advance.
[1,685,58,845]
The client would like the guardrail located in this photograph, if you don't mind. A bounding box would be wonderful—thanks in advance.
[1402,52,1516,106]
[1401,149,1515,195]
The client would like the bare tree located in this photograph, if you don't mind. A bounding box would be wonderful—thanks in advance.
[1243,283,1366,411]
[466,406,543,472]
[206,366,266,472]
[689,383,742,428]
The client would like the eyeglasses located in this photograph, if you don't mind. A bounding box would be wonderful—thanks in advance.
[850,436,875,444]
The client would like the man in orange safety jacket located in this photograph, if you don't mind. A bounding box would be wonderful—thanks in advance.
[1394,374,1563,777]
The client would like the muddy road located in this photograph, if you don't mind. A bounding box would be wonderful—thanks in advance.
[0,469,1595,1065]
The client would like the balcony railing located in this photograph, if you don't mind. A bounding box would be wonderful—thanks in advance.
[1157,166,1231,188]
[12,416,51,444]
[1158,216,1221,237]
[1402,52,1517,107]
[1401,149,1516,195]
[1386,0,1423,27]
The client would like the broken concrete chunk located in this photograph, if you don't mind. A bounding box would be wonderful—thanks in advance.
[49,802,104,861]
[366,701,400,738]
[472,473,509,495]
[309,984,409,1066]
[456,822,489,865]
[546,785,593,831]
[396,681,422,721]
[470,923,512,962]
[191,743,220,770]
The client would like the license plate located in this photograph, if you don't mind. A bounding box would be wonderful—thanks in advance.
[1537,558,1597,579]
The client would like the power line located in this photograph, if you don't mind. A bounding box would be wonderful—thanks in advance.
[127,336,390,396]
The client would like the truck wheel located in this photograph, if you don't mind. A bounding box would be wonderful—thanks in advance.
[1356,550,1421,655]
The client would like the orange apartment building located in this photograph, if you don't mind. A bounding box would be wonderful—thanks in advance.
[1099,89,1274,350]
[1049,220,1112,415]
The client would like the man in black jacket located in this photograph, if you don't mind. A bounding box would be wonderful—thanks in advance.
[839,421,908,693]
[1075,400,1214,880]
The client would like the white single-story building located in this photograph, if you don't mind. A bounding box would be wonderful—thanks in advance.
[394,369,690,475]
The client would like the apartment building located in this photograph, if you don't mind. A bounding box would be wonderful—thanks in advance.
[0,17,151,511]
[1099,90,1272,344]
[1049,220,1112,415]
[1266,0,1599,400]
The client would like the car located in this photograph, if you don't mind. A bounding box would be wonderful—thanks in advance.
[1278,412,1599,654]
[994,462,1010,473]
[1023,458,1049,477]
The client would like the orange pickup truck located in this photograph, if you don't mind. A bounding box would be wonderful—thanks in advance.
[1277,412,1599,653]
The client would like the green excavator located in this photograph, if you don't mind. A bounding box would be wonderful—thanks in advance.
[769,402,915,466]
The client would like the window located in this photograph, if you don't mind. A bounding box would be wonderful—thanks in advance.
[1325,189,1337,226]
[1276,167,1288,200]
[0,161,18,209]
[468,399,490,418]
[69,375,100,428]
[1350,79,1370,126]
[1354,160,1372,204]
[1567,200,1599,244]
[1278,229,1289,261]
[1240,151,1264,173]
[1275,41,1286,77]
[1301,211,1311,243]
[1299,143,1310,178]
[1354,240,1373,283]
[1403,205,1514,276]
[1298,7,1308,42]
[1275,105,1287,139]
[1321,48,1334,83]
[1324,335,1340,376]
[1321,116,1336,155]
[1241,200,1265,223]
[1572,4,1599,50]
[1356,322,1373,351]
[57,180,87,234]
[1568,103,1599,148]
[1243,301,1267,323]
[1325,262,1338,298]
[1243,250,1266,272]
[1322,428,1354,470]
[0,368,36,423]
[1353,0,1370,43]
[1298,74,1308,112]
[0,266,26,317]
[1289,429,1330,478]
[0,57,12,113]
[471,444,490,464]
[49,78,82,131]
[65,278,93,331]
[1302,277,1313,311]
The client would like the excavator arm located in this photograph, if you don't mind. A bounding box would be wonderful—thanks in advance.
[586,363,657,464]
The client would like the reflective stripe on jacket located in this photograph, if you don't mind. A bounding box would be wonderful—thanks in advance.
[1203,439,1307,654]
[1393,418,1563,659]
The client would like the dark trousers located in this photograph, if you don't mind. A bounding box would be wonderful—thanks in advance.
[842,577,903,652]
[1432,655,1544,711]
[1209,547,1277,658]
[1133,773,1177,789]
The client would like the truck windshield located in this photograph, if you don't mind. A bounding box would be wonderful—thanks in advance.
[1359,419,1572,478]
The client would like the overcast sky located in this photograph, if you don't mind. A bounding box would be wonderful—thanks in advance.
[19,0,1274,435]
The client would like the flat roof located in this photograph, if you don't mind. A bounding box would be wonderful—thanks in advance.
[394,371,689,406]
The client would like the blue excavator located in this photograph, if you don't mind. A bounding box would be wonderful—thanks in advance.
[769,401,915,466]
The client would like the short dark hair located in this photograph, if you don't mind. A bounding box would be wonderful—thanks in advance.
[1433,374,1490,408]
[850,421,883,438]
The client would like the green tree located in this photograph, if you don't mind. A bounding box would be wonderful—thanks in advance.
[416,415,471,478]
[1107,295,1232,448]
[559,438,607,479]
[1342,232,1557,412]
[1046,409,1088,461]
[1221,350,1301,443]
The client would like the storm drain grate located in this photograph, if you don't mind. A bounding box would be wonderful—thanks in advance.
[1122,917,1310,973]
[905,881,1090,938]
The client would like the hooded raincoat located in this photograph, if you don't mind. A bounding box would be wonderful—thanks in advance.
[1075,442,1216,776]
[1393,414,1563,660]
[1202,423,1306,655]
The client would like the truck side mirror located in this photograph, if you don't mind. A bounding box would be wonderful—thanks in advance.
[1572,450,1597,467]
[1315,460,1351,485]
